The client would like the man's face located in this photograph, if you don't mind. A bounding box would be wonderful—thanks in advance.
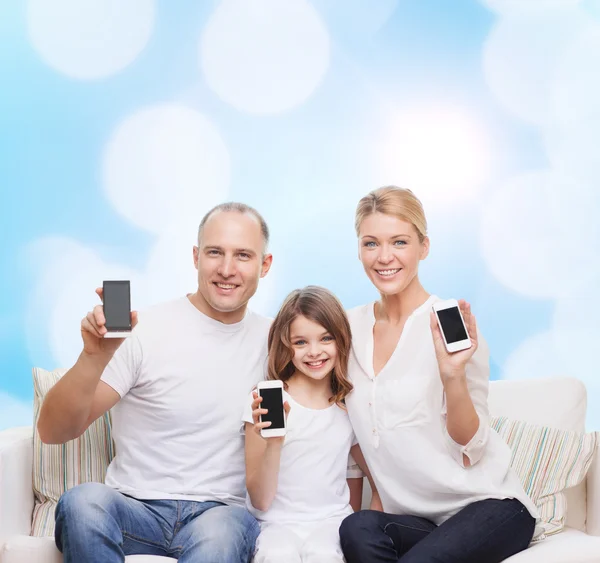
[193,211,272,319]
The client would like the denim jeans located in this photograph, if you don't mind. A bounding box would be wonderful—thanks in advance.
[55,482,260,563]
[339,498,535,563]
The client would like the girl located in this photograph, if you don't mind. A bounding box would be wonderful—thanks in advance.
[243,286,378,563]
[339,186,539,563]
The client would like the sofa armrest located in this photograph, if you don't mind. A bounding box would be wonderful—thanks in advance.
[0,426,34,544]
[586,433,600,536]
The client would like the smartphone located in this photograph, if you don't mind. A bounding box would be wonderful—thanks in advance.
[257,380,286,438]
[102,280,132,338]
[433,299,472,353]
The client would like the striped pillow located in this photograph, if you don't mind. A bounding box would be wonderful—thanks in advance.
[31,367,115,536]
[491,416,598,536]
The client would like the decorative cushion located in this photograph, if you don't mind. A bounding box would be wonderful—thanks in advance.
[491,416,598,536]
[31,367,115,536]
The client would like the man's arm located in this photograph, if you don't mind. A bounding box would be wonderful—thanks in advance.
[38,360,120,444]
[37,288,137,444]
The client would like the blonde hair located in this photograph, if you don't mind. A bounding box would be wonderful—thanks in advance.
[355,186,427,242]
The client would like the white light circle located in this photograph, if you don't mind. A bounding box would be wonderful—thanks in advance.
[483,9,593,125]
[103,104,230,234]
[479,0,581,17]
[200,0,330,114]
[552,280,600,380]
[25,237,146,369]
[552,26,600,126]
[27,0,155,80]
[503,331,567,380]
[145,226,201,304]
[375,108,489,208]
[544,114,600,186]
[552,280,600,430]
[480,170,600,299]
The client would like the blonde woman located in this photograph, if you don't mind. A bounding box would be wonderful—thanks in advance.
[339,187,539,563]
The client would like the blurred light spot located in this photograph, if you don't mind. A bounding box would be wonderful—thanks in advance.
[103,104,230,234]
[200,0,330,114]
[28,0,155,80]
[374,107,489,208]
[480,170,599,299]
[479,0,580,17]
[552,26,600,126]
[482,9,594,125]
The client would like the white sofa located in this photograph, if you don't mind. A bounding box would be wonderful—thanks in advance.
[1,377,599,562]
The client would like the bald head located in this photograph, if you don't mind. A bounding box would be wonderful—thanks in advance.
[198,202,269,255]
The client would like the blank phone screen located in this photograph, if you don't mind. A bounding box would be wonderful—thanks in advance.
[437,306,468,343]
[103,281,131,331]
[259,387,285,429]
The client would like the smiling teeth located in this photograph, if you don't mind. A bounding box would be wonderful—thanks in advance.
[307,360,326,366]
[377,269,400,276]
[216,283,235,289]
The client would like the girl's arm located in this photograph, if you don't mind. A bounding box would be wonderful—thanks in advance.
[244,392,290,512]
[350,444,382,511]
[347,478,363,512]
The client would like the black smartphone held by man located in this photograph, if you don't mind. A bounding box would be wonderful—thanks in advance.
[102,280,132,338]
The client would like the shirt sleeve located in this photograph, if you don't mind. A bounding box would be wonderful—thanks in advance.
[100,333,143,397]
[241,391,255,426]
[441,330,490,468]
[347,443,365,479]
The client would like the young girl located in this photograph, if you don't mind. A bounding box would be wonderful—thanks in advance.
[243,286,378,563]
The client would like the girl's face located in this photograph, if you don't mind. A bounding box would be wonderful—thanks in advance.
[289,315,338,382]
[358,212,429,296]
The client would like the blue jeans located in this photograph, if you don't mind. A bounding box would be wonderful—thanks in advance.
[339,498,535,563]
[55,482,259,563]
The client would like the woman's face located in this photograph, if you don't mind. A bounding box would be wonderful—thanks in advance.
[358,212,429,296]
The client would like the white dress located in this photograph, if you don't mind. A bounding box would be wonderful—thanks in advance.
[242,391,355,563]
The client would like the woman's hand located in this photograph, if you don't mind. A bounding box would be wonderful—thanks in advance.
[370,488,383,511]
[251,390,290,444]
[430,300,478,382]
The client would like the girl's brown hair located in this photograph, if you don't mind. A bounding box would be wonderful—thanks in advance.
[267,286,353,407]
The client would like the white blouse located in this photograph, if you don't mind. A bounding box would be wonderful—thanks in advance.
[346,296,539,526]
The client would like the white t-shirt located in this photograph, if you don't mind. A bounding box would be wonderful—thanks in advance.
[242,391,355,524]
[346,297,539,527]
[101,296,271,505]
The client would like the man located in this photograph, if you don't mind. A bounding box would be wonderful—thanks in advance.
[37,202,273,563]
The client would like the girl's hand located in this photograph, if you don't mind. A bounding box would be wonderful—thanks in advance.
[430,300,479,382]
[251,390,290,442]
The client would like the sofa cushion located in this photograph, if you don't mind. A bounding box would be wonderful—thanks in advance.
[0,535,173,563]
[489,377,589,531]
[31,367,115,536]
[492,416,598,536]
[502,527,600,562]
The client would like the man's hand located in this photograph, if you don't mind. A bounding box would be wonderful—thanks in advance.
[81,287,138,361]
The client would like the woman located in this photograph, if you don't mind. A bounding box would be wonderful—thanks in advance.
[339,186,539,563]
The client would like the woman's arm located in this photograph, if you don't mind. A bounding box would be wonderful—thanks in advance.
[430,301,490,468]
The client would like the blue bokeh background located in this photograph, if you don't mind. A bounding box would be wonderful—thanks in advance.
[1,0,599,429]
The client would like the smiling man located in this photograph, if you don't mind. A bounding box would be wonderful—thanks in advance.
[37,202,273,563]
